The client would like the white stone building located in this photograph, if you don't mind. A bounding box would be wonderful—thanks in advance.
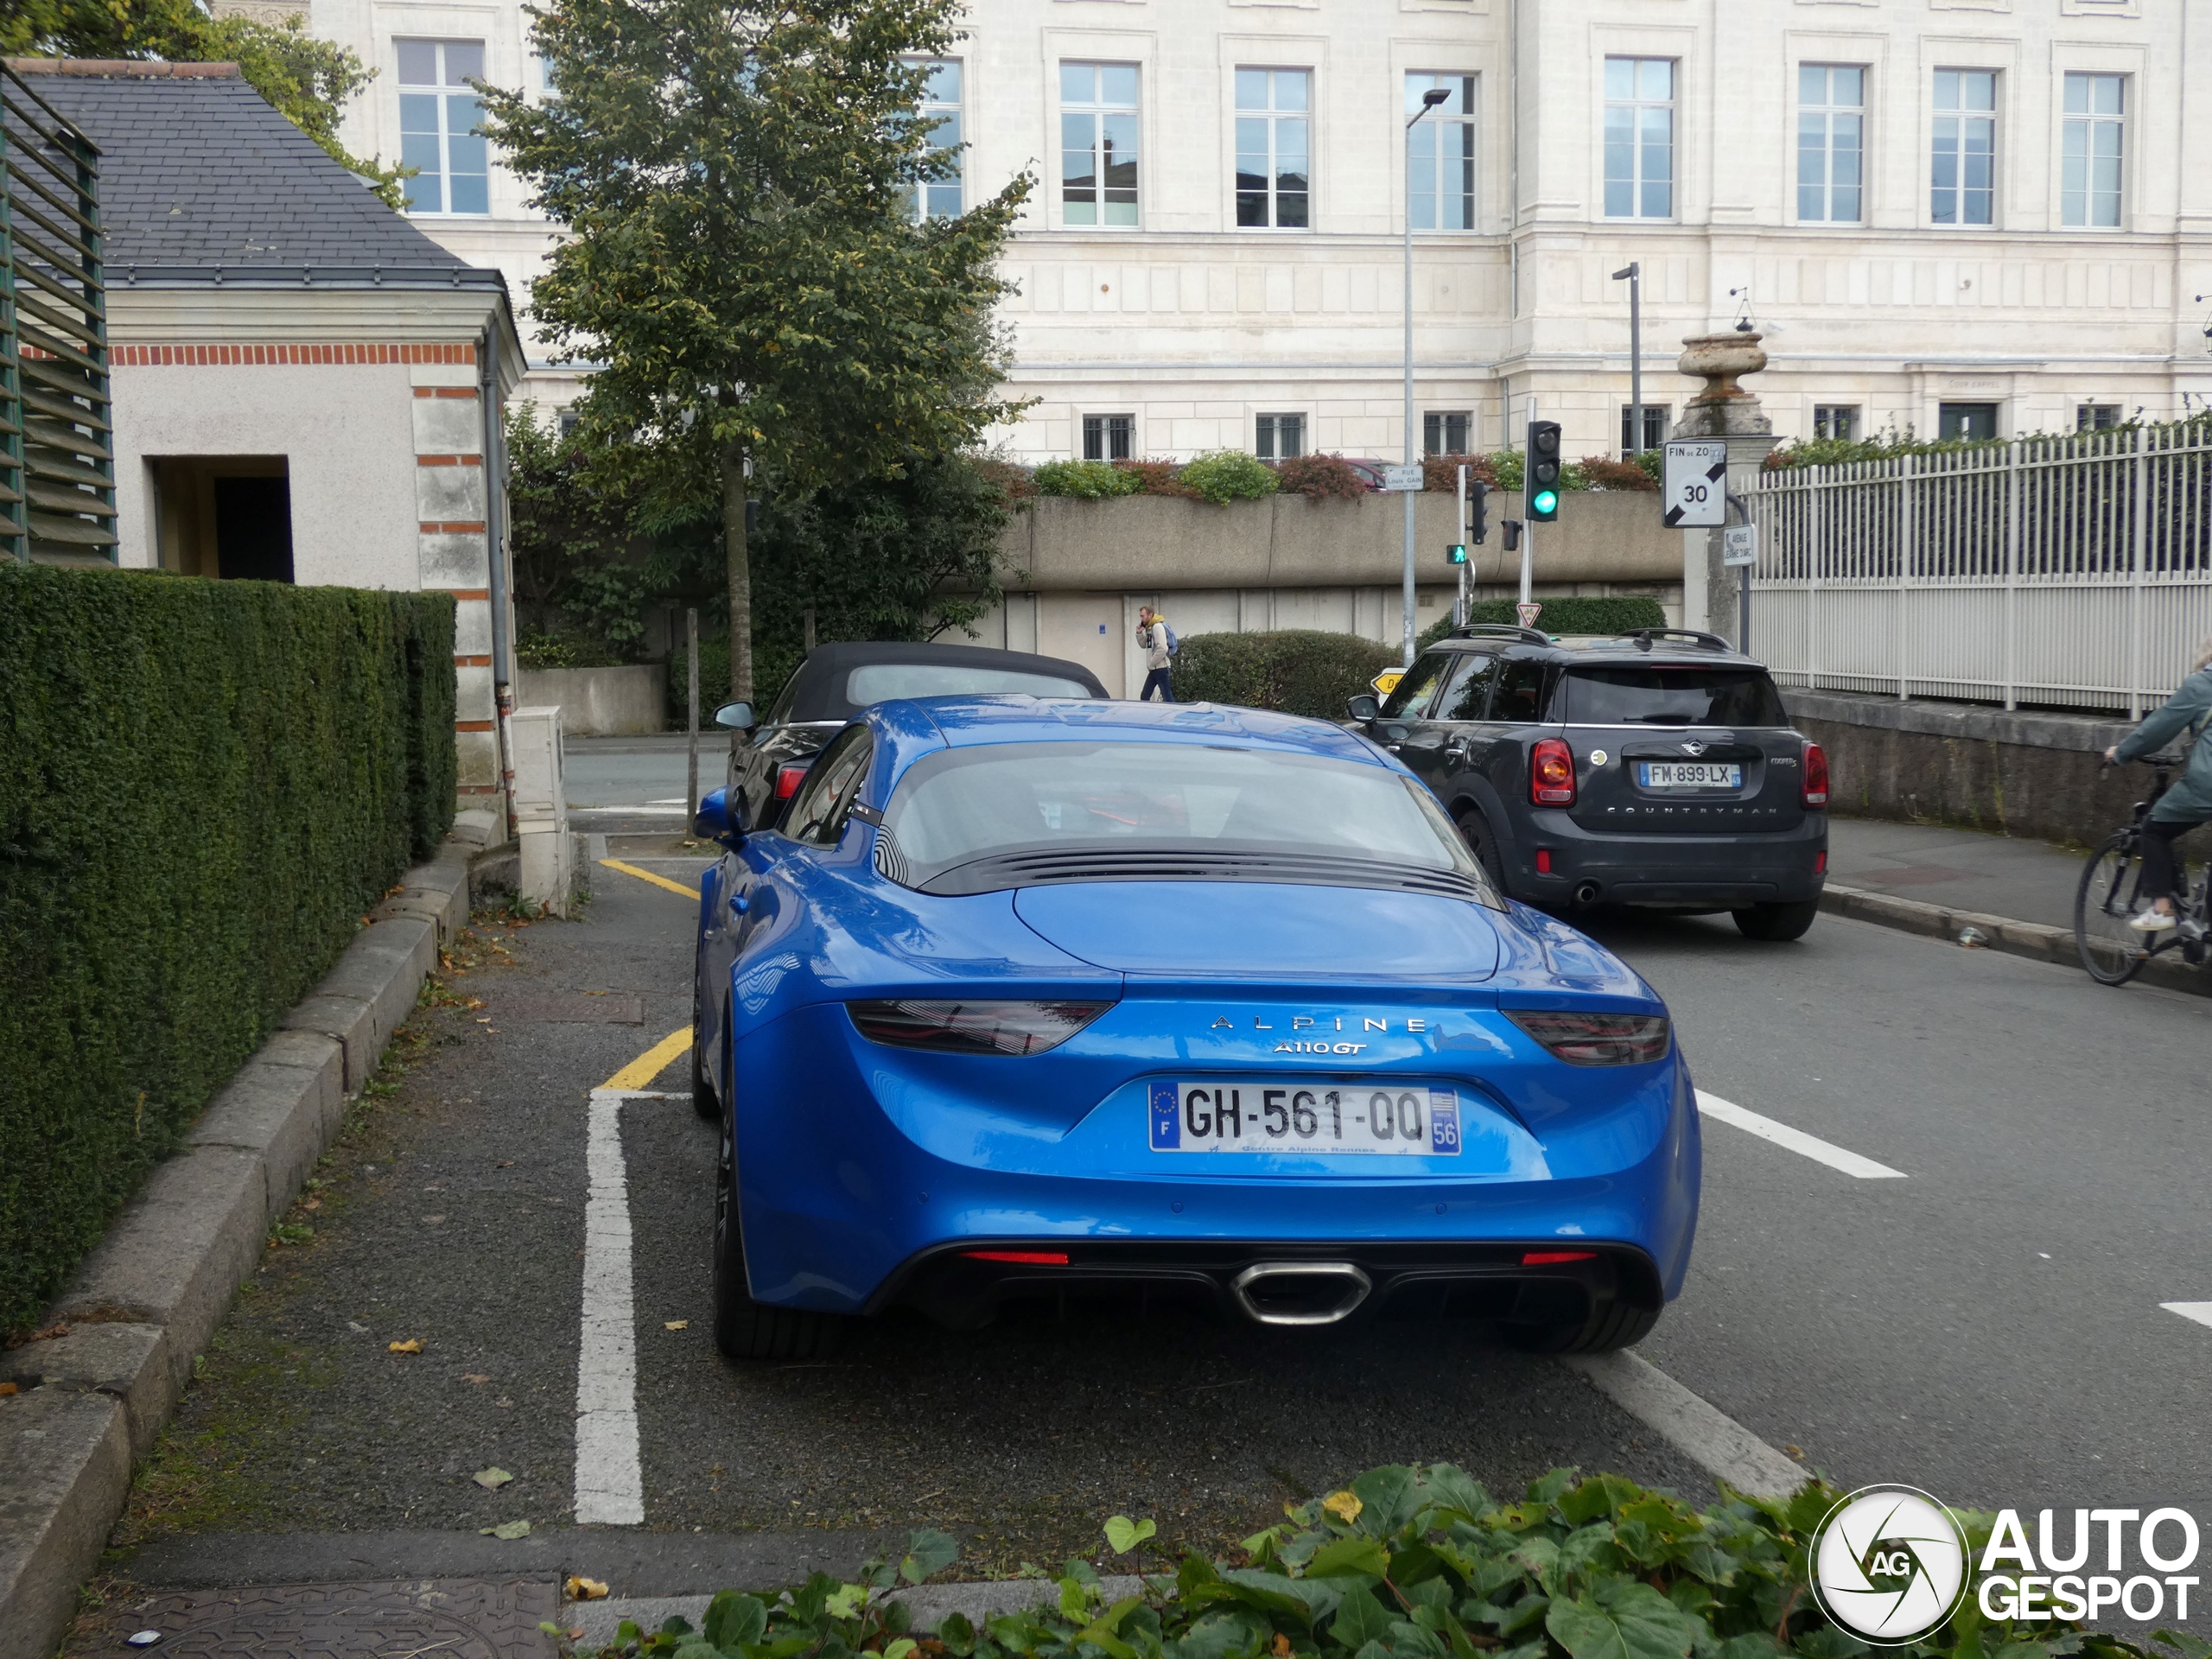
[308,0,2211,464]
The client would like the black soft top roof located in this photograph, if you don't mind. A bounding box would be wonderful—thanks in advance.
[773,641,1110,722]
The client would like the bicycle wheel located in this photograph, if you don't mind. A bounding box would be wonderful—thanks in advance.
[2075,831,2146,986]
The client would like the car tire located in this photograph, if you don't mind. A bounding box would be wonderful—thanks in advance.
[1455,810,1508,893]
[1732,899,1820,942]
[690,969,718,1121]
[712,1086,845,1363]
[1505,1297,1659,1356]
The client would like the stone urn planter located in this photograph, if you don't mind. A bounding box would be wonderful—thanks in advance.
[1677,333,1768,405]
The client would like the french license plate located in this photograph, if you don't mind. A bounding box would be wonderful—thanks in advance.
[1148,1081,1461,1156]
[1637,761,1741,789]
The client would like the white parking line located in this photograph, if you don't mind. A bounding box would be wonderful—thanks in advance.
[575,1087,683,1526]
[1694,1090,1908,1180]
[2161,1303,2212,1330]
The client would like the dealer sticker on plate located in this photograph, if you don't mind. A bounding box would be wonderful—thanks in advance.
[1149,1080,1461,1155]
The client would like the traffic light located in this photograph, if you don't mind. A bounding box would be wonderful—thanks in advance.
[1525,420,1561,522]
[1446,543,1469,565]
[1467,479,1490,543]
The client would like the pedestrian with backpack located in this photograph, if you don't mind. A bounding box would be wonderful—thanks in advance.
[1136,605,1176,702]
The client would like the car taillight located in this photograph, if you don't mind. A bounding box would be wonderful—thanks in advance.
[1529,738,1576,806]
[774,761,810,800]
[1802,742,1829,807]
[963,1250,1069,1265]
[1522,1250,1598,1266]
[1507,1010,1670,1065]
[846,999,1112,1057]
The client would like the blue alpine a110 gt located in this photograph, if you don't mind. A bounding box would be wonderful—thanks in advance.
[690,696,1700,1360]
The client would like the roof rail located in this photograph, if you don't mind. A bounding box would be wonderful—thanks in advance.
[1450,623,1551,645]
[1623,628,1734,652]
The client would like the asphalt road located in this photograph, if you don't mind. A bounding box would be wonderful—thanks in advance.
[86,849,2212,1629]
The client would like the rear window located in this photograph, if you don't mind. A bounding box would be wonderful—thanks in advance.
[845,664,1092,707]
[1561,667,1789,728]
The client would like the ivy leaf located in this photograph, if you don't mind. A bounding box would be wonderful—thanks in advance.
[1510,1535,1561,1593]
[1332,1586,1396,1651]
[1497,1596,1552,1640]
[1425,1465,1495,1523]
[1556,1524,1621,1589]
[938,1612,977,1657]
[1544,1586,1698,1659]
[823,1584,867,1621]
[1061,1578,1091,1620]
[900,1529,959,1586]
[1700,1638,1782,1659]
[702,1591,767,1649]
[1219,1570,1326,1628]
[1108,1516,1160,1555]
[1351,1467,1425,1538]
[1680,1543,1741,1586]
[1308,1537,1391,1580]
[1526,1469,1580,1509]
[1790,1630,1869,1659]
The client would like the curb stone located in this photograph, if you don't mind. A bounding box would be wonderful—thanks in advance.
[0,832,480,1659]
[1818,882,2210,998]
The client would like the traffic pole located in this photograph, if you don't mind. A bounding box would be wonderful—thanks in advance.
[684,607,699,831]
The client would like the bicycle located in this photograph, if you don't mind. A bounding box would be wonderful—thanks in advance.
[2075,753,2210,985]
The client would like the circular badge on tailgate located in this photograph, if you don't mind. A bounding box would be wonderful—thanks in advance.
[1589,749,1608,766]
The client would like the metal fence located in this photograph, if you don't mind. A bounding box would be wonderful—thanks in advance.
[1741,418,2212,716]
[1,63,114,565]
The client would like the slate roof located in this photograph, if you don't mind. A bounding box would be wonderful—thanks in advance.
[9,61,470,277]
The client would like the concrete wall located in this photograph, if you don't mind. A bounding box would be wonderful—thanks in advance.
[974,488,1680,696]
[513,664,667,736]
[1786,689,2145,848]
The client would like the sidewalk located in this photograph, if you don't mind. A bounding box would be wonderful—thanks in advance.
[1827,817,2089,933]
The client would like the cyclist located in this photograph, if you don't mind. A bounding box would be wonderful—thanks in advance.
[2104,638,2212,934]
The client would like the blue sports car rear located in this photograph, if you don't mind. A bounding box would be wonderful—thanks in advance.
[691,697,1700,1358]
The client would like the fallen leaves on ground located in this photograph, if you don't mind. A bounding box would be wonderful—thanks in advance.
[462,1373,492,1385]
[566,1576,609,1601]
[664,1319,689,1332]
[480,1519,531,1539]
[0,1382,16,1397]
[387,1338,424,1354]
[473,1467,514,1490]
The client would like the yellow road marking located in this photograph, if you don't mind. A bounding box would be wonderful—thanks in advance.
[602,1027,693,1091]
[598,858,702,900]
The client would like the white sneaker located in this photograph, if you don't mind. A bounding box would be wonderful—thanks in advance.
[2130,908,2178,933]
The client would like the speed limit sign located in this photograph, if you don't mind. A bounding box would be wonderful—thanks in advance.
[1662,441,1727,528]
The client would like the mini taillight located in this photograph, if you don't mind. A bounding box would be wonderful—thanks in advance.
[773,761,810,800]
[1802,742,1829,807]
[1815,850,1828,875]
[1522,1250,1598,1267]
[1507,1010,1670,1066]
[1530,738,1576,806]
[963,1249,1069,1265]
[1535,849,1554,874]
[847,999,1112,1057]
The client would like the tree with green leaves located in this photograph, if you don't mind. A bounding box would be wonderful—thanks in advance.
[4,2,409,207]
[478,0,1032,702]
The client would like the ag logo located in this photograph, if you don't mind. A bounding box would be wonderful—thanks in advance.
[1808,1485,1969,1645]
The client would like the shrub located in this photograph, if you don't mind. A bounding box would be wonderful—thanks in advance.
[1416,595,1669,652]
[1033,459,1142,500]
[1275,453,1370,501]
[1421,452,1503,493]
[1173,629,1398,719]
[667,635,734,725]
[1579,455,1660,492]
[1112,458,1199,499]
[969,454,1038,501]
[1177,450,1281,505]
[0,564,455,1336]
[516,631,626,670]
[597,1460,2125,1659]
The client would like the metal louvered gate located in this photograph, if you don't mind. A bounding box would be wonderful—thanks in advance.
[1,64,114,565]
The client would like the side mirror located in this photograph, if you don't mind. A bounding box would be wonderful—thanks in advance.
[1346,694,1380,722]
[712,701,756,732]
[693,785,748,847]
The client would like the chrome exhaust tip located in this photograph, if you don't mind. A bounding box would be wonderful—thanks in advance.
[1573,880,1602,906]
[1231,1262,1373,1326]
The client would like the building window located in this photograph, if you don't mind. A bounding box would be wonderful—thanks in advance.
[1425,411,1473,455]
[1619,404,1670,454]
[397,39,489,215]
[1061,62,1139,227]
[1939,402,2000,442]
[557,410,581,439]
[1255,413,1306,460]
[1083,414,1134,461]
[905,60,963,222]
[1406,73,1477,231]
[1236,67,1311,229]
[1604,57,1674,220]
[2077,403,2121,431]
[1931,69,1997,227]
[2062,73,2125,230]
[1813,404,1860,442]
[1797,65,1865,223]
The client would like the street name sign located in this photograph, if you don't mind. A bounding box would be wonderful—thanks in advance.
[1662,441,1727,528]
[1722,524,1758,567]
[1382,464,1424,492]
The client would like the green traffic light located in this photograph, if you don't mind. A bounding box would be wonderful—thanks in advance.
[1447,543,1468,564]
[1532,489,1559,514]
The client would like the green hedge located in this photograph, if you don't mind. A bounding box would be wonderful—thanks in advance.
[1418,596,1669,652]
[1172,630,1399,720]
[0,564,456,1335]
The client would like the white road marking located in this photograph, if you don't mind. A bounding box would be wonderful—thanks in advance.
[574,1087,681,1525]
[1694,1089,1908,1180]
[1564,1351,1807,1500]
[2161,1303,2212,1329]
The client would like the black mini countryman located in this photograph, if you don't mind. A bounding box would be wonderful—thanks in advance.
[1350,626,1828,941]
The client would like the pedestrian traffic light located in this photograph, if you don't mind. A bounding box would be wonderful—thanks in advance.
[1525,421,1561,522]
[1446,543,1469,565]
[1467,479,1490,543]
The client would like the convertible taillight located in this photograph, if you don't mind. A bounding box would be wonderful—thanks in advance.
[1507,1010,1670,1065]
[1529,738,1576,806]
[1802,741,1829,807]
[774,761,810,800]
[847,999,1112,1057]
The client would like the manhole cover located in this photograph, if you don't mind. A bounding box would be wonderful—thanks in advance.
[124,1578,560,1657]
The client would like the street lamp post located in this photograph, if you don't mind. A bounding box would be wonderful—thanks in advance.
[1612,262,1642,458]
[1402,85,1450,667]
